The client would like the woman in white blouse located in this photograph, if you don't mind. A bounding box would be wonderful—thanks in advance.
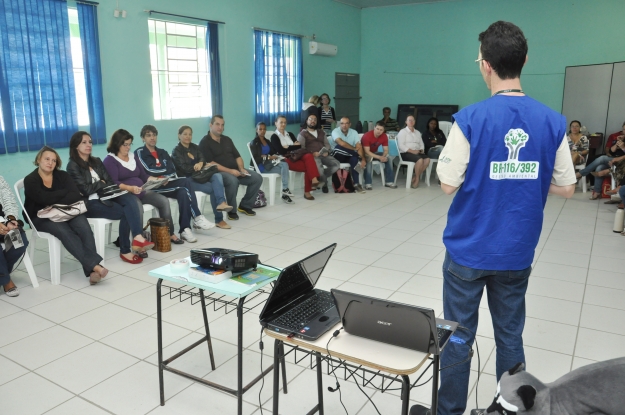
[396,115,430,188]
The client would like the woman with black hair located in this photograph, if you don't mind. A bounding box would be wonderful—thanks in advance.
[319,93,336,134]
[250,122,294,204]
[422,117,447,160]
[67,131,152,264]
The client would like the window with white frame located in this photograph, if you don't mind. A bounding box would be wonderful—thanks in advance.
[148,19,212,120]
[68,8,90,126]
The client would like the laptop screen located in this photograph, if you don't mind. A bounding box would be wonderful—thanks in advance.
[259,244,336,323]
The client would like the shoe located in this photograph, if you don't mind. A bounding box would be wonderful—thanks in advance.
[282,194,294,204]
[365,184,373,190]
[282,188,294,197]
[193,215,216,230]
[237,206,256,216]
[322,185,329,193]
[228,212,240,220]
[180,228,198,243]
[216,201,233,212]
[89,272,102,285]
[385,183,398,189]
[409,404,431,415]
[304,194,315,200]
[354,184,366,193]
[171,236,185,244]
[216,221,232,229]
[3,286,19,297]
[134,250,149,258]
[575,172,582,180]
[131,239,154,252]
[589,191,601,200]
[120,253,143,264]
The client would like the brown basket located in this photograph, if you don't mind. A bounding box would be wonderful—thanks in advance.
[144,218,171,252]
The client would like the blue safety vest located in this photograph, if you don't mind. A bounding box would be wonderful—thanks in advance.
[443,95,566,270]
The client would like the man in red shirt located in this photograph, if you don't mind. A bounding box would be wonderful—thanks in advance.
[361,122,397,189]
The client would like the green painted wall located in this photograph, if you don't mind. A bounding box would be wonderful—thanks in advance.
[359,0,625,123]
[1,0,361,189]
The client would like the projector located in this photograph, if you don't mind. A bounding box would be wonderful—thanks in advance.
[190,248,258,272]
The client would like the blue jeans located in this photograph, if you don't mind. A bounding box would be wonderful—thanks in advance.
[580,155,613,193]
[264,161,290,189]
[428,146,443,160]
[1,231,28,286]
[618,185,625,201]
[438,253,531,415]
[86,193,143,254]
[191,173,227,222]
[364,152,394,185]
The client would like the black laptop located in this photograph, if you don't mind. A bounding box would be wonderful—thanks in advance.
[331,289,458,355]
[259,244,339,340]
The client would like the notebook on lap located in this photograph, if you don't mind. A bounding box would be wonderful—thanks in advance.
[259,244,339,340]
[331,289,458,355]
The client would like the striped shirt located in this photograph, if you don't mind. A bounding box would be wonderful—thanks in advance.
[320,107,334,133]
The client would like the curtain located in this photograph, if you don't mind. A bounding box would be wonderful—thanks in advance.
[206,22,223,116]
[77,2,106,144]
[254,30,303,125]
[0,0,78,154]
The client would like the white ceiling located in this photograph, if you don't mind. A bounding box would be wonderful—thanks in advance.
[334,0,459,9]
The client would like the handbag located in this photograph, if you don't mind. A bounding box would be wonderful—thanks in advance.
[142,218,171,252]
[286,148,309,162]
[254,190,267,208]
[37,201,87,222]
[191,164,218,184]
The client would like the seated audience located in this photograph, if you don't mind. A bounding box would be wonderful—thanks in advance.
[270,115,320,201]
[301,95,320,128]
[24,146,108,285]
[361,122,398,189]
[577,121,625,200]
[250,122,294,204]
[422,117,447,159]
[377,107,399,132]
[397,115,430,188]
[318,93,336,135]
[103,129,186,244]
[298,114,340,193]
[0,176,28,297]
[198,115,263,219]
[568,120,589,166]
[67,131,152,264]
[330,117,366,193]
[134,125,215,241]
[171,125,233,230]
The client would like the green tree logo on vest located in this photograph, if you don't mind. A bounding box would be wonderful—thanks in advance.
[490,128,539,180]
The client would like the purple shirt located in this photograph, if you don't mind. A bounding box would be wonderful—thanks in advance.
[102,154,150,199]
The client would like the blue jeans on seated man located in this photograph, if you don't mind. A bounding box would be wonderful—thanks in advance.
[332,145,360,183]
[579,155,613,193]
[262,161,290,190]
[1,231,28,286]
[221,169,263,210]
[191,173,227,223]
[364,152,394,185]
[86,193,144,254]
[437,252,531,415]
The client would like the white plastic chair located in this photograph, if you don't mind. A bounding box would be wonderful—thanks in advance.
[87,218,115,262]
[247,142,279,206]
[574,164,587,193]
[14,179,63,285]
[392,139,415,189]
[0,242,38,288]
[439,121,452,138]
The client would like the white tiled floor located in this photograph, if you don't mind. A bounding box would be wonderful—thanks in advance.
[2,176,624,415]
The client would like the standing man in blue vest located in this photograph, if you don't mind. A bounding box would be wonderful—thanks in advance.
[410,21,576,415]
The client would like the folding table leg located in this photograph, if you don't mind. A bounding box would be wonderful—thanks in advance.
[431,355,440,415]
[316,352,324,415]
[199,289,216,370]
[273,340,281,414]
[401,375,411,415]
[280,342,288,393]
[156,279,165,406]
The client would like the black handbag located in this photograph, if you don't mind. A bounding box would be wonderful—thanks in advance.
[191,164,218,184]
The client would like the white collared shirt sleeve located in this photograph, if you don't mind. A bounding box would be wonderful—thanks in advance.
[436,122,470,188]
[396,128,409,153]
[551,134,577,186]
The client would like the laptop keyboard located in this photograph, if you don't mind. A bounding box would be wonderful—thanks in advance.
[273,291,335,330]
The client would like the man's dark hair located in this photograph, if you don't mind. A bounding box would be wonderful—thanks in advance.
[375,121,386,128]
[478,21,527,80]
[140,125,158,138]
[383,107,391,112]
[107,129,133,154]
[210,115,224,124]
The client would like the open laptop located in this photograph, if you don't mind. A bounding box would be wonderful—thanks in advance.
[259,244,339,340]
[331,289,458,355]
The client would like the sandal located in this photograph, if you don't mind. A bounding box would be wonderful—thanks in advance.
[120,253,143,264]
[589,192,601,200]
[132,239,154,252]
[304,194,315,200]
[591,170,610,177]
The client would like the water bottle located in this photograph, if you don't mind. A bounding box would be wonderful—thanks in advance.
[613,208,624,233]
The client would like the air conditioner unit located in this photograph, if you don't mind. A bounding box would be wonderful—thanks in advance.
[309,41,337,57]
